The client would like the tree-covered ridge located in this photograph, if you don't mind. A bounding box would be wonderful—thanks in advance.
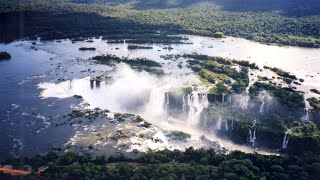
[1,149,320,179]
[53,0,320,15]
[0,0,320,47]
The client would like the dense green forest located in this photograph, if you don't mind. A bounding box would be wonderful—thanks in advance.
[1,148,320,179]
[0,0,320,47]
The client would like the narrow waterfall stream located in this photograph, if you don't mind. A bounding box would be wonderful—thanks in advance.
[282,132,290,149]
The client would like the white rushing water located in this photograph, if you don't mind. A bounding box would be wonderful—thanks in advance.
[225,120,229,132]
[216,115,222,131]
[282,132,290,149]
[187,92,209,125]
[249,129,257,145]
[259,101,265,113]
[239,96,249,110]
[30,33,320,156]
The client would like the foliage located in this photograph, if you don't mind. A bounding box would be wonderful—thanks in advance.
[291,122,320,138]
[1,1,320,47]
[209,83,229,95]
[186,54,249,94]
[2,148,320,179]
[310,89,320,95]
[166,131,191,141]
[182,87,193,94]
[213,31,225,38]
[127,45,153,50]
[91,54,164,75]
[249,82,305,109]
[264,66,297,80]
[233,60,259,69]
[308,97,320,111]
[92,54,162,67]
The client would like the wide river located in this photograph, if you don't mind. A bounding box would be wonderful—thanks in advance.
[0,35,319,160]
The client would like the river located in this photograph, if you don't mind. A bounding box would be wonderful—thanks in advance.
[0,35,319,160]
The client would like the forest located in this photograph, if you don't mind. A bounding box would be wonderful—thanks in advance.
[0,0,320,47]
[1,148,320,179]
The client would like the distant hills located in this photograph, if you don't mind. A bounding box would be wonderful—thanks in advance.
[68,0,320,16]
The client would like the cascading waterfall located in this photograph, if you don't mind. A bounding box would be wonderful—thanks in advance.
[239,96,249,109]
[187,94,196,124]
[252,120,257,145]
[203,113,207,127]
[164,91,170,112]
[282,132,290,149]
[231,119,234,130]
[222,93,225,104]
[249,129,256,145]
[216,115,222,130]
[187,92,209,125]
[182,94,187,114]
[146,86,166,117]
[229,95,232,103]
[302,109,310,121]
[225,120,229,131]
[65,80,72,93]
[259,101,265,113]
[266,103,270,113]
[201,93,209,106]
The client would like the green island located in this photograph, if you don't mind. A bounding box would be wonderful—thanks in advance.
[91,54,164,75]
[0,52,11,60]
[311,89,320,95]
[127,45,153,50]
[79,47,96,51]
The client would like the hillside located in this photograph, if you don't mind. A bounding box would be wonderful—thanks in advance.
[1,0,320,47]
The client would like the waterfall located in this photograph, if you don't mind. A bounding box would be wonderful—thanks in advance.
[249,129,256,145]
[90,79,94,89]
[203,113,207,127]
[201,93,209,106]
[182,94,187,114]
[146,87,166,117]
[164,92,170,111]
[229,95,232,103]
[266,103,270,113]
[259,101,265,113]
[216,115,222,130]
[187,92,209,125]
[225,120,229,131]
[302,109,310,121]
[282,132,290,149]
[231,119,234,130]
[239,96,249,109]
[96,80,101,88]
[222,93,225,104]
